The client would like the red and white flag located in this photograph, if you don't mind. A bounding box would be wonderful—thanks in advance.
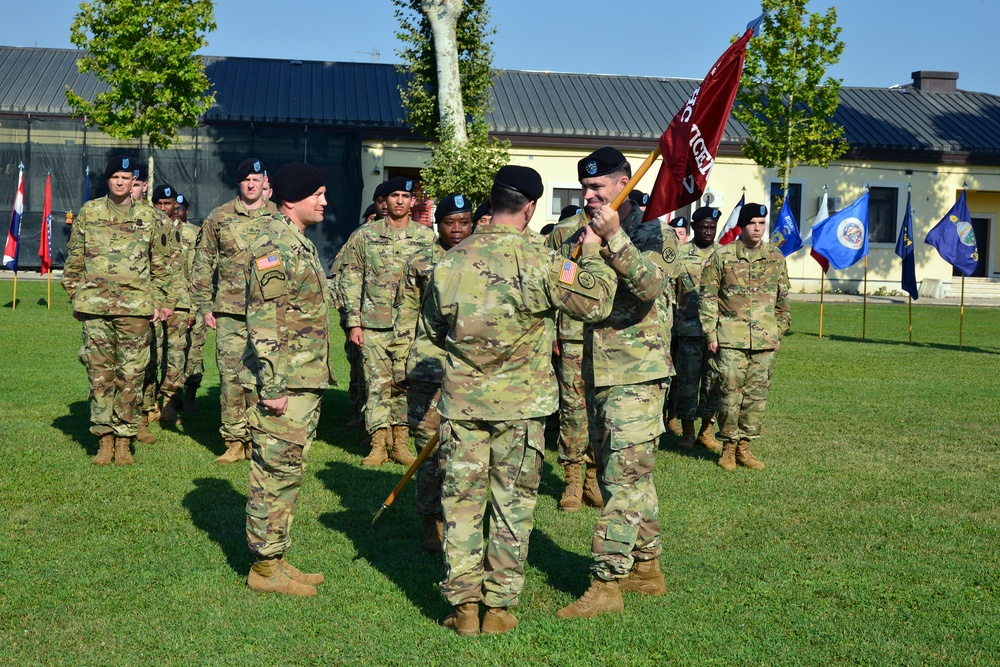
[39,173,52,275]
[717,194,744,245]
[3,164,24,272]
[809,191,831,273]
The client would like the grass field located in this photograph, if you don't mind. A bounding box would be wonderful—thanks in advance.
[1,280,998,666]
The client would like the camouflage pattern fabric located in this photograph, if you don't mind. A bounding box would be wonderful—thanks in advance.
[439,417,545,608]
[387,241,447,385]
[215,314,255,441]
[246,389,322,558]
[674,337,719,420]
[142,321,162,413]
[715,348,775,444]
[586,380,666,580]
[78,315,151,437]
[554,340,592,465]
[159,311,191,398]
[329,237,366,419]
[184,312,206,388]
[360,328,406,433]
[408,378,444,517]
[674,242,715,338]
[545,211,590,343]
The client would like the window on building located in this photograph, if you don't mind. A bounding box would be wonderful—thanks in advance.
[868,186,898,243]
[769,183,802,234]
[551,187,583,217]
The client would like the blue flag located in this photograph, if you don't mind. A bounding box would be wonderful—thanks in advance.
[770,196,802,256]
[924,190,978,277]
[895,190,918,300]
[809,192,869,270]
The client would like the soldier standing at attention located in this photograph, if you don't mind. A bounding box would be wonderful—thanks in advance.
[341,176,435,466]
[673,207,723,453]
[554,147,680,620]
[387,193,474,553]
[423,166,617,636]
[62,156,176,465]
[190,158,277,464]
[699,203,790,470]
[175,194,206,413]
[244,162,335,596]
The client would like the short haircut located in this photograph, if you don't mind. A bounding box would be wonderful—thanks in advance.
[489,183,531,216]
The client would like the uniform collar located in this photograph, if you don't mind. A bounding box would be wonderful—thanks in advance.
[472,223,522,235]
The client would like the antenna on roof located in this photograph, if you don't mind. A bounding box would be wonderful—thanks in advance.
[357,48,381,63]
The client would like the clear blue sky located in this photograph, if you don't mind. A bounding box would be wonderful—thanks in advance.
[4,0,998,95]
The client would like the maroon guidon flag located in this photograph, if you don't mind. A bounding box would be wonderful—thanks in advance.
[643,16,761,223]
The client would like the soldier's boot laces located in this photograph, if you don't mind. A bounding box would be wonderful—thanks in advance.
[247,558,317,596]
[618,558,667,596]
[114,437,134,466]
[717,442,737,471]
[442,602,480,636]
[558,463,583,512]
[215,439,246,465]
[182,386,198,413]
[678,420,697,450]
[159,394,182,425]
[390,425,416,466]
[666,415,683,437]
[481,608,519,635]
[736,439,765,470]
[92,434,115,466]
[277,556,324,586]
[361,428,390,467]
[136,413,157,445]
[697,418,722,454]
[583,463,604,509]
[422,515,444,553]
[556,579,624,619]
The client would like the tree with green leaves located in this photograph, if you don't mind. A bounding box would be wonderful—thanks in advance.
[66,0,216,188]
[393,0,509,203]
[734,0,846,196]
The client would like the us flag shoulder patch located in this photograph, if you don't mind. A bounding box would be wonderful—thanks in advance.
[559,260,578,285]
[256,253,280,270]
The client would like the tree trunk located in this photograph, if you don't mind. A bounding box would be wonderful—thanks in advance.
[421,0,467,144]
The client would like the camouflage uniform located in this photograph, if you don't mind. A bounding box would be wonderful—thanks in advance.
[329,229,368,425]
[387,241,447,516]
[555,206,680,581]
[339,218,436,434]
[673,241,719,420]
[189,197,277,442]
[244,214,336,559]
[181,221,206,392]
[422,223,617,609]
[141,208,182,416]
[62,196,175,437]
[157,217,194,404]
[699,241,790,445]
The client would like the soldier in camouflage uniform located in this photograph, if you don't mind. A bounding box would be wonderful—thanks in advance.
[422,166,618,636]
[190,158,278,464]
[175,194,206,413]
[62,156,176,466]
[340,176,435,466]
[387,193,473,554]
[554,147,680,620]
[673,207,723,453]
[699,203,790,471]
[243,162,334,597]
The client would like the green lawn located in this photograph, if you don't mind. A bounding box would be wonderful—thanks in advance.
[1,280,998,666]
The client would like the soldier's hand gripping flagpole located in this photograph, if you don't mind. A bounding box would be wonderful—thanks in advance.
[371,431,440,526]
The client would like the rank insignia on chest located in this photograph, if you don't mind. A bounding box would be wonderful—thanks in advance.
[559,260,578,285]
[256,253,281,270]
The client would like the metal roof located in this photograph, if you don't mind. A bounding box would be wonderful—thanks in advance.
[2,45,999,157]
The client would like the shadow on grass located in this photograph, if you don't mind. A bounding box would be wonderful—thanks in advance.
[158,385,225,456]
[795,331,999,354]
[52,400,97,455]
[526,528,592,599]
[182,477,250,575]
[315,387,370,455]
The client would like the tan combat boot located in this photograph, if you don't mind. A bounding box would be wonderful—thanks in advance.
[442,602,480,636]
[159,394,181,425]
[215,440,246,465]
[618,558,667,596]
[277,556,324,586]
[147,404,161,423]
[666,414,683,436]
[361,428,389,467]
[114,437,134,466]
[583,464,604,508]
[422,515,444,553]
[717,442,737,471]
[697,418,722,454]
[558,463,583,511]
[247,558,317,596]
[389,425,416,465]
[136,413,156,444]
[481,607,519,635]
[677,420,696,450]
[92,434,115,466]
[244,440,254,461]
[736,439,765,470]
[555,579,624,619]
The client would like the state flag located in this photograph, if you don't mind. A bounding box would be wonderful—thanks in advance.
[895,189,918,299]
[810,192,870,270]
[924,190,978,277]
[770,196,803,256]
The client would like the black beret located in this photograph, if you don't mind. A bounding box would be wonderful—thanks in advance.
[362,203,377,220]
[104,156,135,180]
[435,194,473,224]
[578,147,628,180]
[738,203,768,227]
[236,158,265,182]
[494,165,543,201]
[628,190,649,207]
[692,206,721,223]
[668,216,688,229]
[270,162,326,204]
[175,194,190,209]
[372,182,388,201]
[133,164,148,182]
[152,184,177,202]
[383,176,416,196]
[559,205,582,221]
[472,202,491,224]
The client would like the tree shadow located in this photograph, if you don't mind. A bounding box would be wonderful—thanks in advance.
[182,477,250,575]
[52,400,97,454]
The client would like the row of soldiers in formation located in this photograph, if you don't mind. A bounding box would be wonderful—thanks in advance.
[61,147,789,636]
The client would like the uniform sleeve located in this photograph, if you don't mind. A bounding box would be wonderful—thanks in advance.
[775,256,791,338]
[545,242,618,323]
[61,213,85,303]
[189,214,220,317]
[246,238,289,400]
[699,251,723,346]
[339,233,365,329]
[600,226,677,303]
[387,256,422,380]
[419,272,451,350]
[149,216,176,310]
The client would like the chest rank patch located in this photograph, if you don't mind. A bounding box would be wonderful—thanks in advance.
[256,253,281,270]
[559,260,578,285]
